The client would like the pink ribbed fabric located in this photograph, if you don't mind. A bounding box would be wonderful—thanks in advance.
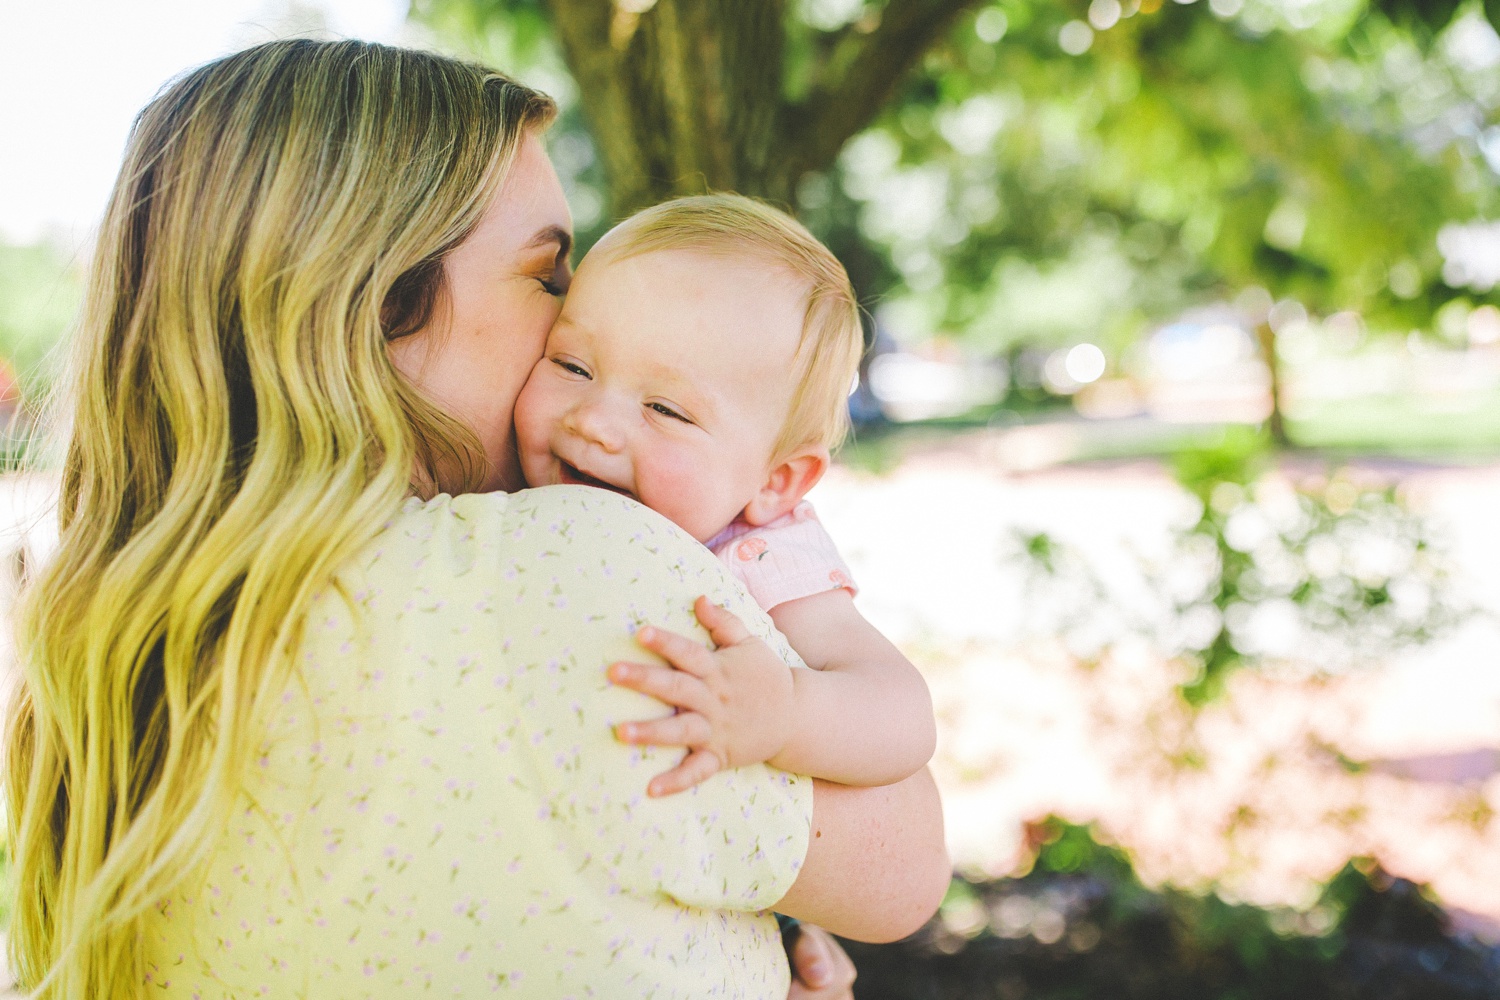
[706,501,857,611]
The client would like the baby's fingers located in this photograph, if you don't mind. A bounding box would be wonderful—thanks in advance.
[647,749,724,797]
[608,661,710,713]
[693,596,753,648]
[634,624,716,678]
[615,710,712,749]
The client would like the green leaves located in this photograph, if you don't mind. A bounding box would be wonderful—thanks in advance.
[411,0,1500,352]
[856,0,1495,352]
[1373,0,1467,40]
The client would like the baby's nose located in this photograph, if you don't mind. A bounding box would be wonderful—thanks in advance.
[568,400,625,452]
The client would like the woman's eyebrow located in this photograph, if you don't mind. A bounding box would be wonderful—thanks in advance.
[523,225,573,262]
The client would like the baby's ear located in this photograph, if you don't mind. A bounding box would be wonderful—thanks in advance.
[742,445,830,527]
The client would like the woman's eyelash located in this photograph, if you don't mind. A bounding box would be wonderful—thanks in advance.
[648,402,691,423]
[538,277,564,296]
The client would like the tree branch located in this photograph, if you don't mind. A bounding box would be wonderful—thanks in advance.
[778,0,987,186]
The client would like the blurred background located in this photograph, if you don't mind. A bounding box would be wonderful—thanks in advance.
[4,0,1500,995]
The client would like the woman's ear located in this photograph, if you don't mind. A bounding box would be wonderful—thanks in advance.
[742,446,830,527]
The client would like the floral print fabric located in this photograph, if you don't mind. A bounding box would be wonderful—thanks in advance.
[143,486,814,999]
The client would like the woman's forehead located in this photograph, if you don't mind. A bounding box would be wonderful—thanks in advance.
[475,133,574,255]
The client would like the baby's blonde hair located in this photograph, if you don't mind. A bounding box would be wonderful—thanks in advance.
[593,194,864,460]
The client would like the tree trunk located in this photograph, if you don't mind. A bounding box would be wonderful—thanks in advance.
[546,0,785,215]
[544,0,985,217]
[1255,320,1290,448]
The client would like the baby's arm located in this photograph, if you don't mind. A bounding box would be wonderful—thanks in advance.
[768,588,936,786]
[609,593,935,793]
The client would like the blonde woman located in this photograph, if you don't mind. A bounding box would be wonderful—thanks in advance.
[3,39,946,1000]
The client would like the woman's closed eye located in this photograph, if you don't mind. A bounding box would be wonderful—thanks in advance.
[533,259,572,297]
[534,254,572,297]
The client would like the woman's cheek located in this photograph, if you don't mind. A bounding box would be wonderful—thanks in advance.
[486,288,557,404]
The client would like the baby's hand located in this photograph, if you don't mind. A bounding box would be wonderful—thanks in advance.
[609,596,796,796]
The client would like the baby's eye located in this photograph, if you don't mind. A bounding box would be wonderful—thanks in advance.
[552,358,591,378]
[648,402,691,424]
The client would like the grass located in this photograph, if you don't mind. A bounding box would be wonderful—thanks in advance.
[834,390,1500,476]
[1288,393,1500,461]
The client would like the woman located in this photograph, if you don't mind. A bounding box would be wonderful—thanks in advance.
[3,39,946,998]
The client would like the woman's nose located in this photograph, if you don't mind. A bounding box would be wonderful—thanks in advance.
[565,398,625,453]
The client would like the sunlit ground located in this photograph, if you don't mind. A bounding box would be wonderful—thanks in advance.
[812,429,1500,941]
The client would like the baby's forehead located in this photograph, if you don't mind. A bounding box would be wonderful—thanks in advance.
[628,312,803,400]
[579,244,805,328]
[566,249,804,403]
[584,241,802,287]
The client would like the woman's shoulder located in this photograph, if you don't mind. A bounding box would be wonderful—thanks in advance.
[382,484,727,579]
[459,484,695,539]
[367,484,799,663]
[156,487,810,998]
[392,484,694,541]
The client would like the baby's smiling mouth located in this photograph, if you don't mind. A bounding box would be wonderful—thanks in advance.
[557,460,633,498]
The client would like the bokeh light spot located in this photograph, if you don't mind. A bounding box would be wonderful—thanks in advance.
[1065,344,1107,384]
[975,7,1008,43]
[1059,20,1094,55]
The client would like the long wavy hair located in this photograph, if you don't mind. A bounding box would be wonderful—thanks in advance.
[3,39,554,997]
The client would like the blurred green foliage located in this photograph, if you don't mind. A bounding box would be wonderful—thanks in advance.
[0,0,1494,429]
[0,240,74,469]
[843,816,1500,1000]
[1290,391,1500,457]
[846,0,1496,354]
[1170,428,1467,700]
[2,1,1495,444]
[1012,426,1467,700]
[0,240,77,401]
[417,0,1500,361]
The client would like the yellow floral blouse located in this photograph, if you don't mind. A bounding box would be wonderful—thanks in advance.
[142,486,814,998]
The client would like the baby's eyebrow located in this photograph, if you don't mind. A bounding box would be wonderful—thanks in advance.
[649,367,718,421]
[547,310,582,337]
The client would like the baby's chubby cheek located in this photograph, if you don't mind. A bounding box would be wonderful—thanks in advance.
[639,450,741,542]
[510,363,557,487]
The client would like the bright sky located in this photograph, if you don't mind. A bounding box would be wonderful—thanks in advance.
[0,0,411,248]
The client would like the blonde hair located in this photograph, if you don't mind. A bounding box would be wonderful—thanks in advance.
[3,40,553,997]
[594,194,864,460]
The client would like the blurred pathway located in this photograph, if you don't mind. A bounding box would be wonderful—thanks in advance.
[811,436,1500,938]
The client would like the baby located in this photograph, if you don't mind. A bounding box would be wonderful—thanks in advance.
[513,194,935,795]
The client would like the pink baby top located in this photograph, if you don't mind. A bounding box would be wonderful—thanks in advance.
[706,500,857,611]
